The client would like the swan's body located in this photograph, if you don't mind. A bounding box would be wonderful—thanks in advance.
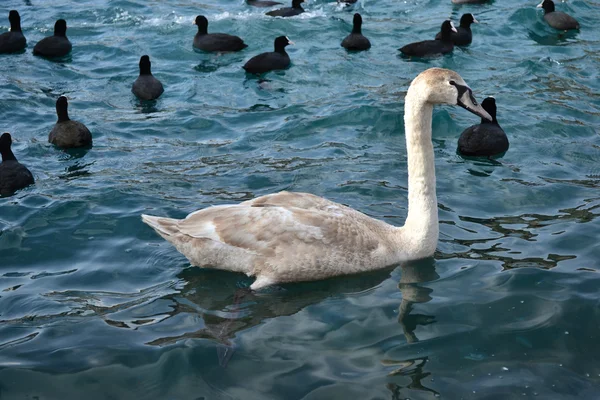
[142,68,491,290]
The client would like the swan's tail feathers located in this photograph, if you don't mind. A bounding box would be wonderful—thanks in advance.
[141,214,180,240]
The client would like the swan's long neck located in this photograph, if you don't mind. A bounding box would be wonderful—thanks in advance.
[397,90,439,258]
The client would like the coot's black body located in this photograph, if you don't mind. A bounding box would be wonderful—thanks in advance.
[537,0,579,30]
[458,97,509,157]
[435,13,477,46]
[0,10,26,54]
[193,15,247,52]
[48,96,93,149]
[266,0,305,17]
[247,0,283,7]
[400,20,456,57]
[341,13,371,51]
[243,36,292,74]
[0,133,34,196]
[33,19,71,58]
[132,55,164,101]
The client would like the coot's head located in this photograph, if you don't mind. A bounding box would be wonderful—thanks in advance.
[292,0,304,8]
[439,20,458,40]
[274,36,293,52]
[56,96,70,122]
[536,0,555,13]
[8,10,21,30]
[459,13,478,27]
[481,97,497,123]
[139,55,152,75]
[194,15,209,34]
[54,19,67,37]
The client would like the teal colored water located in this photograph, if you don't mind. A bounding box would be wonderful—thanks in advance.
[1,0,599,398]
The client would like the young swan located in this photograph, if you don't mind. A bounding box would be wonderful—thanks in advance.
[142,68,491,290]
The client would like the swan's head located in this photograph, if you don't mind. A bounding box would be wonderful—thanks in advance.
[408,68,492,121]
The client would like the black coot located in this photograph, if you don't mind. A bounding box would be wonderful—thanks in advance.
[132,55,164,101]
[266,0,305,17]
[341,13,371,51]
[0,133,34,196]
[193,15,247,52]
[0,10,26,54]
[48,96,92,149]
[458,97,509,157]
[400,20,456,57]
[435,13,477,45]
[247,0,283,7]
[537,0,579,30]
[243,36,292,74]
[33,19,71,58]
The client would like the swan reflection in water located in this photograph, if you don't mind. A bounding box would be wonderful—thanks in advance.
[382,257,440,398]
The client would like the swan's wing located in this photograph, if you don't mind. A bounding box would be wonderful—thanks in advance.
[241,191,347,212]
[177,201,384,265]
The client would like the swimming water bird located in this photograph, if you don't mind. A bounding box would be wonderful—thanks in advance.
[48,96,92,149]
[266,0,305,17]
[242,36,292,74]
[33,19,71,58]
[0,10,26,54]
[247,0,283,7]
[0,133,34,196]
[435,13,477,45]
[400,20,457,57]
[132,55,164,101]
[141,68,492,290]
[341,13,371,51]
[193,15,247,52]
[458,97,508,157]
[451,0,489,3]
[537,0,579,31]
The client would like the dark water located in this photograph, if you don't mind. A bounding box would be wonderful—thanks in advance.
[1,0,599,398]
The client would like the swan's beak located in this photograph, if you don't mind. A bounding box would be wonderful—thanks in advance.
[457,89,492,121]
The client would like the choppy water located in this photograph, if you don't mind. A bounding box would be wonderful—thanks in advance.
[1,0,599,398]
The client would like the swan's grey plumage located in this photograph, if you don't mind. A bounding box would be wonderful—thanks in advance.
[141,68,491,290]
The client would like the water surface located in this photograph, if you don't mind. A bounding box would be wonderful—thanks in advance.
[1,0,599,398]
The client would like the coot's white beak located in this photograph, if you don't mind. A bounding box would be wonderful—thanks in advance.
[286,36,295,45]
[450,21,458,33]
[536,1,543,8]
[472,17,479,23]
